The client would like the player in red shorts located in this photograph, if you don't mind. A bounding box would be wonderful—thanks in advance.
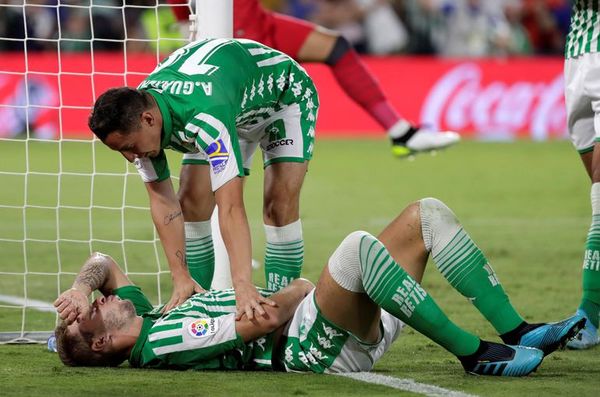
[168,0,460,157]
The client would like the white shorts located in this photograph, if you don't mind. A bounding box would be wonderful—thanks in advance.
[181,103,315,175]
[565,52,600,154]
[280,290,404,373]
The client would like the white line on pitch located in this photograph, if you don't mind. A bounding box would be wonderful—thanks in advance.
[336,372,478,397]
[0,294,55,312]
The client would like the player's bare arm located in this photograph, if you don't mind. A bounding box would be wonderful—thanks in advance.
[215,177,277,320]
[53,252,132,324]
[145,177,204,312]
[236,278,314,342]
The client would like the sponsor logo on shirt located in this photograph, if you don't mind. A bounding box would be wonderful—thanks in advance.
[205,138,229,174]
[189,318,218,337]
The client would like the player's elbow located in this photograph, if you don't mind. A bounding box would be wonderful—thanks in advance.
[88,252,113,266]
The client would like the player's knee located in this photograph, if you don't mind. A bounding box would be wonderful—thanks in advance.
[263,197,299,226]
[327,231,368,293]
[419,198,456,221]
[178,188,214,220]
[324,35,352,66]
[419,198,459,252]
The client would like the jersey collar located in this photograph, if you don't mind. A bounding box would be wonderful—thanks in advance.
[146,90,173,149]
[128,316,155,367]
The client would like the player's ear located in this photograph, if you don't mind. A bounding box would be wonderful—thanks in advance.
[141,110,155,127]
[91,334,109,352]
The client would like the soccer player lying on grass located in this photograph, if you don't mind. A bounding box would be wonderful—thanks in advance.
[54,198,584,376]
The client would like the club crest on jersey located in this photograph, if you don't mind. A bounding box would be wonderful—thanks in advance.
[205,138,229,174]
[189,318,218,338]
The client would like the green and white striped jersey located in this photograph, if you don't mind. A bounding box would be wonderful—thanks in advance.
[135,38,317,190]
[115,286,276,370]
[565,0,600,59]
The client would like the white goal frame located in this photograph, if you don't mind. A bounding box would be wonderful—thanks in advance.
[0,0,232,344]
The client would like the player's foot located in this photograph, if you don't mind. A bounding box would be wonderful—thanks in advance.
[390,125,460,158]
[458,341,543,377]
[516,314,586,356]
[566,309,600,350]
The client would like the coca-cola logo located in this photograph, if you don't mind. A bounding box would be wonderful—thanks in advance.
[420,63,567,140]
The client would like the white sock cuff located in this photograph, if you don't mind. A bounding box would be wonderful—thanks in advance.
[419,198,460,254]
[264,219,303,243]
[592,183,600,215]
[327,231,367,293]
[387,119,412,139]
[184,221,212,239]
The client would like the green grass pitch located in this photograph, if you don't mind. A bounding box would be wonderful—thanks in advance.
[0,138,599,396]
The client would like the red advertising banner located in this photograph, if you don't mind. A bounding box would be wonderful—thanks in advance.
[0,53,566,140]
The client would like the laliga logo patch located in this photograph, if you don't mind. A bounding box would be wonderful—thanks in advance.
[188,318,218,338]
[205,138,229,174]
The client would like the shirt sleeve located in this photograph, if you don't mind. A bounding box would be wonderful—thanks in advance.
[183,110,245,192]
[147,313,246,369]
[133,150,171,183]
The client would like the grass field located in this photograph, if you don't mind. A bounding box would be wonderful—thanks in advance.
[1,138,599,396]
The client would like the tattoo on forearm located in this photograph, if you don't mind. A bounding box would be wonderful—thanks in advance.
[164,210,182,225]
[176,250,187,268]
[74,258,108,291]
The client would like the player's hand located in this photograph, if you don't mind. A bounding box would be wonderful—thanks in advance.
[53,288,89,325]
[234,282,277,321]
[162,275,205,314]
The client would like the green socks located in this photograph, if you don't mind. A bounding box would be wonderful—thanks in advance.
[356,232,480,356]
[420,198,524,335]
[185,221,215,290]
[580,183,600,327]
[264,219,304,291]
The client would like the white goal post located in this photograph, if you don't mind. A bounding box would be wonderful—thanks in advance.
[0,0,232,344]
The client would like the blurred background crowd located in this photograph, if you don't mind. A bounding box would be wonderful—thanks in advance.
[0,0,573,57]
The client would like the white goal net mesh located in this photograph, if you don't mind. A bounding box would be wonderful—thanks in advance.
[0,0,193,343]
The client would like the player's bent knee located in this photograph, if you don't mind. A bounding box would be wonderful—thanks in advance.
[263,200,299,226]
[324,35,352,66]
[327,231,369,293]
[419,198,460,252]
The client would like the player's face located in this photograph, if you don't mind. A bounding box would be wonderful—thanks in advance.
[103,112,162,162]
[69,295,136,338]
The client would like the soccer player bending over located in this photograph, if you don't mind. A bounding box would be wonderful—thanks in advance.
[89,38,318,319]
[54,199,584,375]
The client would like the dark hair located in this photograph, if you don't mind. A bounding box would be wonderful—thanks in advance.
[55,321,127,367]
[88,87,151,141]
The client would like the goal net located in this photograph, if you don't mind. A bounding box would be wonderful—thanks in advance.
[0,0,218,343]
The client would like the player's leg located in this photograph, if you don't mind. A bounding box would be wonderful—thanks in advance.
[315,231,543,376]
[564,54,600,349]
[375,200,429,283]
[263,161,307,291]
[178,158,216,290]
[568,146,600,349]
[270,13,459,157]
[260,75,316,291]
[418,198,584,355]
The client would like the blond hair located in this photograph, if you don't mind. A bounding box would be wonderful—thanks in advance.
[54,321,126,367]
